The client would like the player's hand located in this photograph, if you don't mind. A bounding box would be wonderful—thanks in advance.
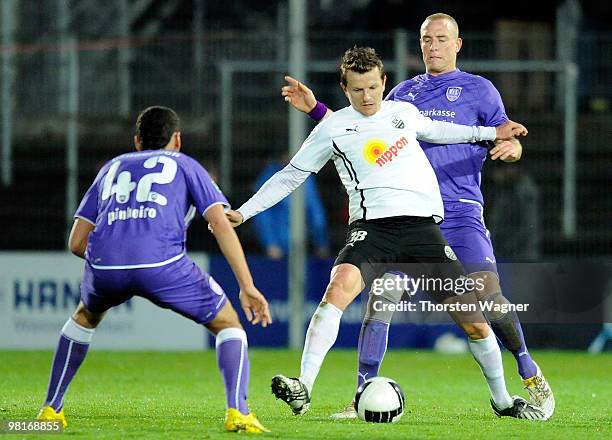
[490,139,522,162]
[225,210,244,228]
[282,75,317,113]
[495,120,528,140]
[239,285,272,328]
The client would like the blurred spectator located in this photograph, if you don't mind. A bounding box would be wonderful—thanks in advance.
[252,153,330,259]
[487,164,541,260]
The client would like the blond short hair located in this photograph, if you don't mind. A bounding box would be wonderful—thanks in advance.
[421,13,460,38]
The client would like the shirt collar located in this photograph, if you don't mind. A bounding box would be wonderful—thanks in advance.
[424,68,462,81]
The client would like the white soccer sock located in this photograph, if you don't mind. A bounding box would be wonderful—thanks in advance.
[468,331,513,409]
[299,302,343,395]
[61,318,95,343]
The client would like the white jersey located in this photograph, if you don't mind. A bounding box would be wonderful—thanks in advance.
[238,100,495,224]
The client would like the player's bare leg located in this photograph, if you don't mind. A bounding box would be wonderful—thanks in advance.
[471,271,554,418]
[272,263,364,415]
[206,302,269,433]
[38,301,105,428]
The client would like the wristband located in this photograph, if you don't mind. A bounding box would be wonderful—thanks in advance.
[307,101,328,122]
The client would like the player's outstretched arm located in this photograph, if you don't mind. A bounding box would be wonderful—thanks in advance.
[206,204,272,327]
[68,218,95,259]
[282,75,333,120]
[416,113,528,145]
[231,164,311,226]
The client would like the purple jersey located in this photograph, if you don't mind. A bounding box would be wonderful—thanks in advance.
[386,69,508,206]
[76,149,228,269]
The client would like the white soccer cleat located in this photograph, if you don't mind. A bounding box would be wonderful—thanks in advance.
[329,402,357,420]
[523,362,555,419]
[271,374,311,415]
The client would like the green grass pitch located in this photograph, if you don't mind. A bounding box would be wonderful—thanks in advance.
[1,350,610,439]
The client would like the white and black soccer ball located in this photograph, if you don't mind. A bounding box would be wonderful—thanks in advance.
[354,377,405,423]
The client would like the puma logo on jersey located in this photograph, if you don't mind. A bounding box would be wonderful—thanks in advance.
[345,126,359,132]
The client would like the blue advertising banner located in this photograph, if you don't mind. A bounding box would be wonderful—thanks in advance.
[209,256,464,348]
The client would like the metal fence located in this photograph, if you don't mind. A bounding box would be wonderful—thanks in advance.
[0,12,610,257]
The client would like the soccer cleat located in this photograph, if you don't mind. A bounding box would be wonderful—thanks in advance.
[329,401,357,420]
[37,405,68,428]
[523,363,555,419]
[270,374,311,415]
[490,396,547,421]
[224,408,270,434]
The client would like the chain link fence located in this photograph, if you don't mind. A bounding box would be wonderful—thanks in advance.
[1,21,610,257]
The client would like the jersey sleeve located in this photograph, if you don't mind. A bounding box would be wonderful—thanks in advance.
[75,180,99,225]
[184,158,229,216]
[405,103,496,143]
[238,165,311,222]
[478,78,509,126]
[74,162,112,224]
[289,121,333,173]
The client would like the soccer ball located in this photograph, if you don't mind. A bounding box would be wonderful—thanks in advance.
[355,377,405,423]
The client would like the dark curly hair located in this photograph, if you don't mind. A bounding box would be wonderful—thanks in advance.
[135,106,180,149]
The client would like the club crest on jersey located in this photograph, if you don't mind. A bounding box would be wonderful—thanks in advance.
[444,245,457,261]
[391,115,405,129]
[445,86,462,102]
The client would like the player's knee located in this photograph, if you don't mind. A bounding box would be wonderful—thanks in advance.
[72,303,103,329]
[469,271,500,302]
[470,273,509,321]
[205,304,243,335]
[324,280,352,310]
[461,322,490,340]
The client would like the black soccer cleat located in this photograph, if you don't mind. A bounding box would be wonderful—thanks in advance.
[271,374,311,415]
[490,396,547,421]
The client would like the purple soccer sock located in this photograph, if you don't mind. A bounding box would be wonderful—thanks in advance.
[357,319,389,389]
[44,319,94,411]
[216,328,250,415]
[489,310,537,379]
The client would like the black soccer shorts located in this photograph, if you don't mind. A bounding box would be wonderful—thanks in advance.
[334,215,468,303]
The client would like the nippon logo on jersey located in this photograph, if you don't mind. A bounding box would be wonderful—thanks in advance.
[445,86,462,102]
[363,136,409,168]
